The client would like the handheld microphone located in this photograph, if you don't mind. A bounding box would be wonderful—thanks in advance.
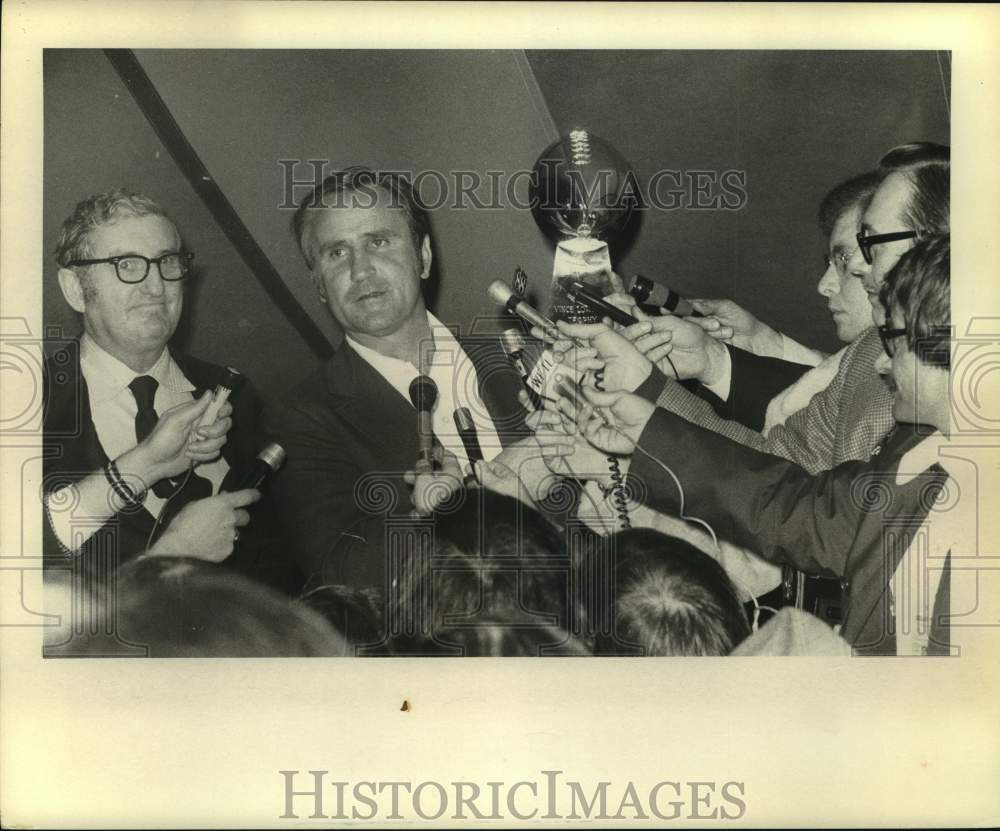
[557,276,638,327]
[628,274,702,317]
[197,366,242,429]
[488,280,560,340]
[500,328,582,408]
[453,407,484,466]
[501,329,543,411]
[408,375,438,475]
[238,443,287,490]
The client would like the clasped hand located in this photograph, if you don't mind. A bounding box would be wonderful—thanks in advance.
[133,391,233,486]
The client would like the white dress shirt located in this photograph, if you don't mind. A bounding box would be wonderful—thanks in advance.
[47,336,229,549]
[345,312,503,469]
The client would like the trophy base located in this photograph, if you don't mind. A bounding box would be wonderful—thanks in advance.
[550,237,615,324]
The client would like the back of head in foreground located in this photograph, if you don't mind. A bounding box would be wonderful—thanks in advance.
[115,556,349,657]
[596,528,752,656]
[389,491,579,655]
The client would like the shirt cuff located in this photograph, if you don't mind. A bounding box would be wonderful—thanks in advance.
[702,345,732,402]
[780,333,825,368]
[45,487,90,554]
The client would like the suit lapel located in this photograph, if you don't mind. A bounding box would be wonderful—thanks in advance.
[323,343,420,464]
[318,332,525,464]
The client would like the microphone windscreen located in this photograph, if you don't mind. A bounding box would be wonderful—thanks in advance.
[487,280,514,306]
[454,407,475,432]
[408,375,438,411]
[500,328,528,357]
[257,442,287,473]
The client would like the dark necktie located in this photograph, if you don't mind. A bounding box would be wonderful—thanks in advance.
[128,375,213,502]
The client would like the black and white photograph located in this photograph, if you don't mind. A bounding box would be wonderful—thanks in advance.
[2,2,999,827]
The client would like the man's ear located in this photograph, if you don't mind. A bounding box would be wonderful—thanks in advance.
[313,273,328,305]
[58,267,87,313]
[419,235,432,281]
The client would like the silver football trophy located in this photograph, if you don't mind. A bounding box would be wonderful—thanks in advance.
[529,129,636,323]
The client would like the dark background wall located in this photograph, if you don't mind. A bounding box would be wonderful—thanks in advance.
[44,49,949,404]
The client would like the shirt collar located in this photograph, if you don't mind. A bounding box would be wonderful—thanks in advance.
[80,334,194,403]
[895,430,949,485]
[345,312,459,373]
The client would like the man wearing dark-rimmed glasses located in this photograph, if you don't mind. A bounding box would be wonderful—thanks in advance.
[848,156,949,326]
[42,191,285,636]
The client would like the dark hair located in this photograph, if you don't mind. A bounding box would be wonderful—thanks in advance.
[596,529,750,656]
[114,557,348,657]
[818,170,881,238]
[388,491,575,655]
[297,583,384,652]
[878,142,950,172]
[900,161,950,237]
[291,166,430,267]
[880,233,950,368]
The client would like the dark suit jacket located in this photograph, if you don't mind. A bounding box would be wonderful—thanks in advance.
[262,334,529,592]
[628,407,950,655]
[690,345,812,433]
[42,342,291,590]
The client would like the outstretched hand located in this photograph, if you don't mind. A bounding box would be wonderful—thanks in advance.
[526,406,617,486]
[573,385,655,457]
[688,297,783,358]
[404,448,465,517]
[553,319,653,393]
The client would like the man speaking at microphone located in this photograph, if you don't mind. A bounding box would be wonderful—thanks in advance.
[264,167,528,591]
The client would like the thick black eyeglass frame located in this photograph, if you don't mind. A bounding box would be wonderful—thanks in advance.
[855,230,918,265]
[877,324,908,357]
[65,252,194,284]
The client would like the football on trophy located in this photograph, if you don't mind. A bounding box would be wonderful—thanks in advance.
[529,129,636,242]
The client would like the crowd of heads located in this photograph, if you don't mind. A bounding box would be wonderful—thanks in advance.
[51,491,761,658]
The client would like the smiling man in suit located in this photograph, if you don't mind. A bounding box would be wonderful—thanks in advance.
[43,190,279,592]
[264,167,529,592]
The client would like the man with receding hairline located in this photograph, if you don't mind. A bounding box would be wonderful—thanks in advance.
[264,167,530,593]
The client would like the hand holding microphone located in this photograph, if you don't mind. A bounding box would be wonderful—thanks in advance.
[488,280,561,341]
[557,276,639,327]
[403,375,462,515]
[404,447,464,518]
[628,275,702,318]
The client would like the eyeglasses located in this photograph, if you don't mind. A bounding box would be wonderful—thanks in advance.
[856,230,918,265]
[65,252,194,284]
[877,324,908,357]
[824,249,853,276]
